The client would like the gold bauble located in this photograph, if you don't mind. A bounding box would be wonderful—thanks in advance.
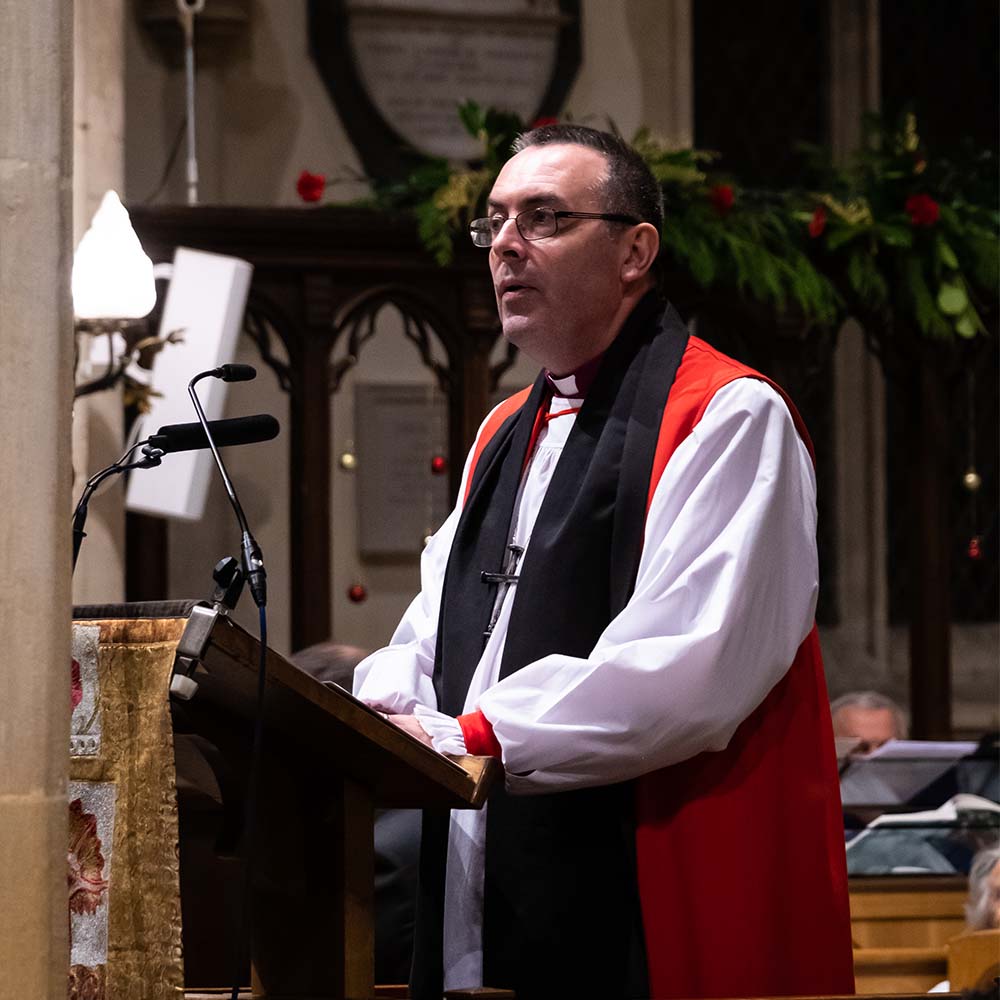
[963,468,982,492]
[339,451,357,471]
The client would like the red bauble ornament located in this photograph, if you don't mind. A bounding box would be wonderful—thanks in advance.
[347,583,368,603]
[968,536,983,561]
[296,169,326,203]
[430,454,448,475]
[709,183,735,216]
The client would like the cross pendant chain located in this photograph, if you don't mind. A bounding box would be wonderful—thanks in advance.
[480,542,524,644]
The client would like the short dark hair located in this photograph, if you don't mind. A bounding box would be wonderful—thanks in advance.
[512,124,664,231]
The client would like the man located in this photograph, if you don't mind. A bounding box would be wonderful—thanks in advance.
[831,690,908,754]
[354,125,854,999]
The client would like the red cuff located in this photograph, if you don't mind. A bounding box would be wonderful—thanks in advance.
[457,710,502,758]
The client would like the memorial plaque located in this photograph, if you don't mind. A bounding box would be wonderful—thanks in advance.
[309,0,581,179]
[355,383,451,558]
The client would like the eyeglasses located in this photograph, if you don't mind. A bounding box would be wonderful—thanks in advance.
[469,206,640,247]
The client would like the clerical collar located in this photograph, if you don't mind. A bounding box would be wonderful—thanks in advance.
[544,352,604,399]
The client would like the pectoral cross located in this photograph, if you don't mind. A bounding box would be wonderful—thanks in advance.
[480,542,524,645]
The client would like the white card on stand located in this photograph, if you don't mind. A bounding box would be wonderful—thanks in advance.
[126,247,253,521]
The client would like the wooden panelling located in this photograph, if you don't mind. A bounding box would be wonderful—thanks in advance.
[853,945,947,994]
[850,876,967,949]
[948,929,1000,992]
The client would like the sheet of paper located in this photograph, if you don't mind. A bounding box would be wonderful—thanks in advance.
[845,794,1000,875]
[866,793,1000,827]
[863,739,979,760]
[839,740,982,806]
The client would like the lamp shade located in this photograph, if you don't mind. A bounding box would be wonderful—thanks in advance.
[72,191,157,321]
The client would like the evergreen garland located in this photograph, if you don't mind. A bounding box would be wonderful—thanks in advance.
[358,104,998,344]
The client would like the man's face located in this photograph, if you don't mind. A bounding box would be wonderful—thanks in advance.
[831,706,901,754]
[486,143,634,374]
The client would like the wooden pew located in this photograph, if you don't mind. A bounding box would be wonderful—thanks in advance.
[948,928,1000,991]
[850,875,967,948]
[850,875,966,992]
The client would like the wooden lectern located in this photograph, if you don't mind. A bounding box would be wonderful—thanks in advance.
[74,602,501,1000]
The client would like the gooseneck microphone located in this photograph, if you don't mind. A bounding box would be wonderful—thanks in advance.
[215,363,257,383]
[188,365,268,608]
[71,408,280,574]
[148,413,279,455]
[72,441,163,572]
[191,362,274,1000]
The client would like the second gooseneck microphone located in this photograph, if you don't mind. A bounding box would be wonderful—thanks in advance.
[188,364,268,607]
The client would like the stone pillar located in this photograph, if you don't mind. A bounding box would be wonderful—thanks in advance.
[72,0,127,605]
[823,1,892,694]
[0,0,74,997]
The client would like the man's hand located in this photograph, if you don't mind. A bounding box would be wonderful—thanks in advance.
[387,713,434,747]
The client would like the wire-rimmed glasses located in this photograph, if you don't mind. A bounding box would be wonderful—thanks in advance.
[470,207,640,247]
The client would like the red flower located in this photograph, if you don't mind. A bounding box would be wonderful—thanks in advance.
[808,205,827,238]
[296,170,326,204]
[905,193,939,227]
[709,184,734,216]
[71,657,83,710]
[531,116,559,129]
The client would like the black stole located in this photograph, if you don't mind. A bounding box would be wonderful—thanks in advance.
[412,295,689,1000]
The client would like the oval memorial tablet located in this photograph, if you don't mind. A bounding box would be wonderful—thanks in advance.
[308,0,580,178]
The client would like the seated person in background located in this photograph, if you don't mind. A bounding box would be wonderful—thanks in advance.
[928,842,1000,993]
[288,640,369,688]
[290,640,421,986]
[965,843,1000,932]
[831,689,907,754]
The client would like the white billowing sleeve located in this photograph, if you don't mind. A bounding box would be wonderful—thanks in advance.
[478,379,819,793]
